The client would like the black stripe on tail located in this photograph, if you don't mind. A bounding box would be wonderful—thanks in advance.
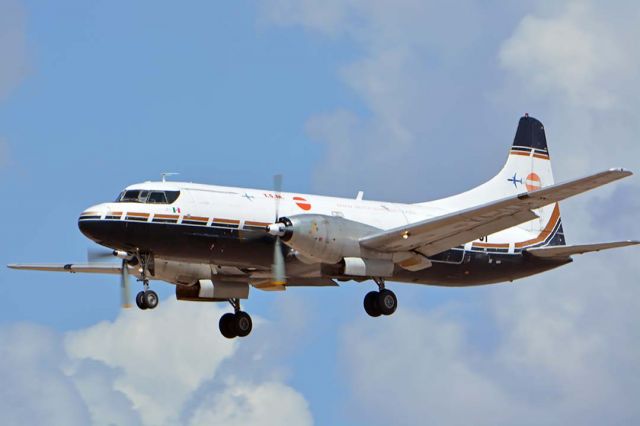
[513,115,548,151]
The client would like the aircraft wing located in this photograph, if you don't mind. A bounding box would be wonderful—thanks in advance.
[525,241,640,259]
[360,168,632,256]
[7,263,123,274]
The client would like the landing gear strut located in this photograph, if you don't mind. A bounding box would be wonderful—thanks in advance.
[134,251,158,310]
[363,277,397,317]
[219,298,253,339]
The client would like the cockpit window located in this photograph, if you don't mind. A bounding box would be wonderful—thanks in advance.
[165,191,180,204]
[120,190,143,202]
[147,191,168,204]
[117,190,180,204]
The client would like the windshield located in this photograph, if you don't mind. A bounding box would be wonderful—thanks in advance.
[117,190,180,204]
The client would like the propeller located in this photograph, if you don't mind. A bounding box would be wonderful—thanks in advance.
[270,174,287,285]
[120,259,132,308]
[87,247,116,262]
[87,247,132,309]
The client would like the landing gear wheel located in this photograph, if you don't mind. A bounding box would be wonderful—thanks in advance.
[136,291,148,310]
[364,291,382,317]
[143,290,159,310]
[377,289,397,316]
[234,311,253,337]
[219,313,237,339]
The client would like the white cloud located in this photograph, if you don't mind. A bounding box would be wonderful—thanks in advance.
[65,298,236,425]
[0,0,28,100]
[497,1,640,179]
[0,298,313,426]
[0,324,94,426]
[263,0,491,200]
[187,380,313,426]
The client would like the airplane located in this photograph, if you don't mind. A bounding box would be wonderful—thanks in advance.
[8,115,639,339]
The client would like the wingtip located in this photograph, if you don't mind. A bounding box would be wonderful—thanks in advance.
[608,167,633,176]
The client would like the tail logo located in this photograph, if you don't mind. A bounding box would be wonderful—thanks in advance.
[525,173,542,191]
[507,173,523,188]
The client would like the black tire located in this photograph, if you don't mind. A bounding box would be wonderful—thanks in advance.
[219,313,237,339]
[136,291,148,310]
[363,291,382,317]
[377,289,397,316]
[234,311,253,337]
[143,290,159,309]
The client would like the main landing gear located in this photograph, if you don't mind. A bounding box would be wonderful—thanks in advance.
[219,298,253,339]
[363,277,398,317]
[134,251,159,310]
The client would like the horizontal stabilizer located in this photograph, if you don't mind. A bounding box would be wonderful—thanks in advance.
[525,241,640,259]
[7,263,123,274]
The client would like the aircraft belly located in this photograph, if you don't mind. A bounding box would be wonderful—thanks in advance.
[388,251,571,286]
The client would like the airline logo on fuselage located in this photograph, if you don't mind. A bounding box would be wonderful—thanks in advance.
[294,197,312,210]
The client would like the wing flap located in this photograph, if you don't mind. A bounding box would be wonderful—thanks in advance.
[7,263,122,274]
[361,168,632,254]
[525,241,640,259]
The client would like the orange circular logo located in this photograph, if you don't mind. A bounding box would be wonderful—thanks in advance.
[525,173,542,191]
[294,196,311,211]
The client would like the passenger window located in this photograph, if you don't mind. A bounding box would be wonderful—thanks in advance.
[138,191,149,202]
[147,191,168,204]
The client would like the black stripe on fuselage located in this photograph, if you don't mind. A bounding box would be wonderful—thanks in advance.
[211,222,238,229]
[152,218,178,224]
[77,219,571,287]
[182,220,208,226]
[125,216,149,222]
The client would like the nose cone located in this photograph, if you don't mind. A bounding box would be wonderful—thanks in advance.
[78,204,110,243]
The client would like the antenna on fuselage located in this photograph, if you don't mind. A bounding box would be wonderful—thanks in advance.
[161,172,179,182]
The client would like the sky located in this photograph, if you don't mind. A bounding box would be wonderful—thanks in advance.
[1,0,639,425]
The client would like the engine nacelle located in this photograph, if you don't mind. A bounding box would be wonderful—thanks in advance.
[279,214,383,264]
[176,279,249,301]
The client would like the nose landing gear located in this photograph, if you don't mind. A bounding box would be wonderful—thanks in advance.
[134,251,159,310]
[219,298,253,339]
[363,277,398,317]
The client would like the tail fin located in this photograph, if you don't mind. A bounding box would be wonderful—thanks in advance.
[421,114,566,246]
[508,115,565,246]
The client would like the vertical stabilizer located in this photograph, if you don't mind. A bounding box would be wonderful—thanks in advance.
[419,115,566,247]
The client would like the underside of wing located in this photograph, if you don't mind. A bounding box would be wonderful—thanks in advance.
[525,241,640,259]
[360,168,632,256]
[7,263,122,274]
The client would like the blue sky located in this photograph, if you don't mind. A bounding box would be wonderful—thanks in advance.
[1,1,639,425]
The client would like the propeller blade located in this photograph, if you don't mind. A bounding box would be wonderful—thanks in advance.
[120,260,132,308]
[87,247,115,262]
[273,174,283,222]
[272,237,286,285]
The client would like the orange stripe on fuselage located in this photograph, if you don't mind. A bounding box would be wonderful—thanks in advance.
[214,218,240,224]
[469,203,560,250]
[514,203,560,248]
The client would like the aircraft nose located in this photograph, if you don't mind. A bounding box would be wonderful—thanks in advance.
[78,205,108,243]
